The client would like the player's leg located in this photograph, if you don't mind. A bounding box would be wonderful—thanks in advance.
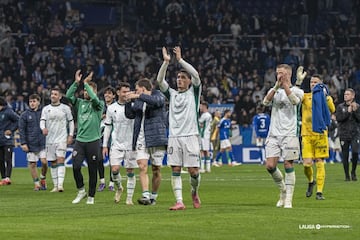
[340,140,350,181]
[266,156,284,207]
[136,148,151,205]
[284,160,296,208]
[97,153,106,192]
[47,144,58,191]
[28,152,40,191]
[185,135,201,209]
[282,136,300,208]
[350,139,359,181]
[0,147,6,184]
[110,148,124,203]
[3,145,13,184]
[108,157,114,191]
[314,135,329,200]
[124,151,138,205]
[84,140,101,204]
[149,146,165,205]
[39,149,48,190]
[302,136,315,197]
[55,142,67,192]
[72,141,87,204]
[168,137,185,210]
[265,136,285,207]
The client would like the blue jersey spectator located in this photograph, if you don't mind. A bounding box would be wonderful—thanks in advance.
[252,106,270,140]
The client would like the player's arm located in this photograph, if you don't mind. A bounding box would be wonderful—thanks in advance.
[66,69,82,105]
[295,66,307,87]
[139,91,165,108]
[124,101,136,119]
[326,95,336,114]
[157,47,170,94]
[39,107,48,135]
[102,124,111,159]
[335,103,352,122]
[352,102,360,122]
[18,113,29,152]
[174,46,201,87]
[283,80,303,105]
[7,110,19,133]
[263,81,281,106]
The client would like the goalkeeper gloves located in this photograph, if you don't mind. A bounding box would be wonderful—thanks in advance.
[296,66,307,86]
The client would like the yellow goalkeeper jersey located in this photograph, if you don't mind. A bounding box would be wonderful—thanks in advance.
[301,92,336,136]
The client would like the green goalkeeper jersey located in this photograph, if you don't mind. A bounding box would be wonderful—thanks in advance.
[66,82,104,142]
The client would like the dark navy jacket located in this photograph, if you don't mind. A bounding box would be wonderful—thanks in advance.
[19,107,45,152]
[125,90,168,150]
[0,106,19,146]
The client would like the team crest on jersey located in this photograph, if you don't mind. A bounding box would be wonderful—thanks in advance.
[28,115,32,120]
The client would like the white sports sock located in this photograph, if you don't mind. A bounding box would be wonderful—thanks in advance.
[111,172,122,189]
[57,165,66,188]
[200,158,205,170]
[205,160,211,172]
[126,175,136,200]
[171,174,183,203]
[271,168,285,191]
[100,178,105,184]
[151,192,158,200]
[285,171,296,202]
[50,166,58,188]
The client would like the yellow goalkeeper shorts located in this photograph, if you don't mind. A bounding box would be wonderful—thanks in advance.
[302,135,329,159]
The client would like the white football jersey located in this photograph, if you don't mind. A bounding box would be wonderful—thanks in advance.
[104,102,134,150]
[167,85,201,137]
[199,111,212,139]
[267,86,304,137]
[40,103,73,145]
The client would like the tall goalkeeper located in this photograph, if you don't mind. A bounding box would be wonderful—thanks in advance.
[296,66,335,200]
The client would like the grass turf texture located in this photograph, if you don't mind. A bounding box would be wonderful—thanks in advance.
[0,163,358,240]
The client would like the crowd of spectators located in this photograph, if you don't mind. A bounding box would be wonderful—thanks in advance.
[0,0,360,127]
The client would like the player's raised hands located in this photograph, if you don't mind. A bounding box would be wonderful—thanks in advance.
[84,71,93,84]
[162,47,170,63]
[75,70,82,83]
[74,70,93,84]
[296,66,307,86]
[173,46,182,61]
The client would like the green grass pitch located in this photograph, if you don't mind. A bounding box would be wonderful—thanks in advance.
[0,163,359,240]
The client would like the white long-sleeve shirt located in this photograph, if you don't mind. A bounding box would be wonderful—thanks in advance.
[264,86,304,137]
[102,101,134,150]
[157,59,201,137]
[40,103,74,145]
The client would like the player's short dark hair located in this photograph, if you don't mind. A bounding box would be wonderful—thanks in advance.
[51,87,62,94]
[224,109,231,115]
[136,78,153,91]
[201,101,209,108]
[312,74,323,81]
[116,82,130,91]
[104,86,116,95]
[29,94,41,102]
[178,69,191,79]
